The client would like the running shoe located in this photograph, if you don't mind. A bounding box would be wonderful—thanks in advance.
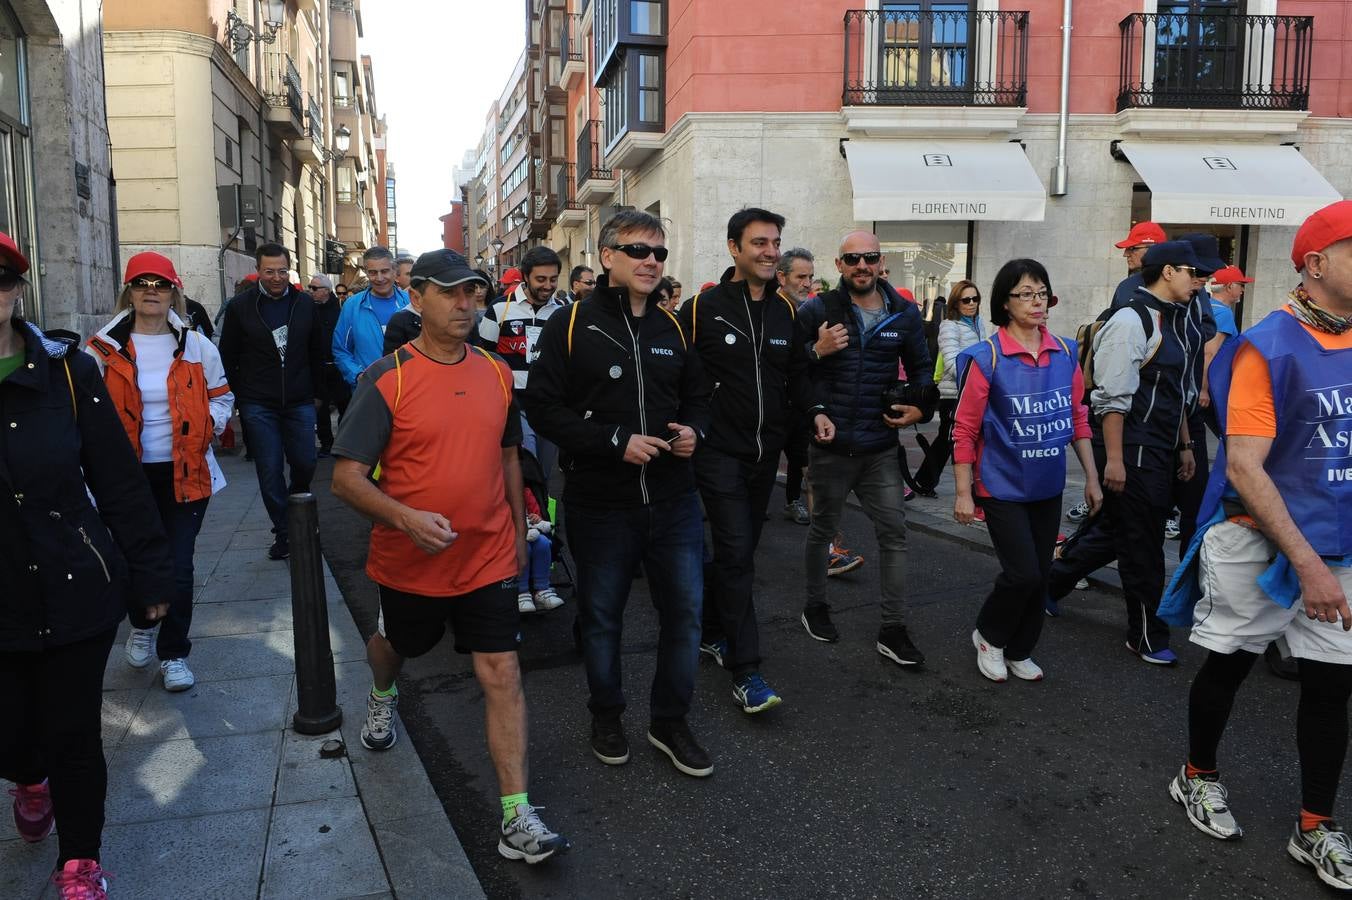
[732,672,782,713]
[878,626,925,667]
[517,592,537,614]
[827,545,864,577]
[1075,578,1091,590]
[1164,516,1181,540]
[590,716,629,765]
[903,486,916,502]
[801,607,839,643]
[160,658,195,692]
[1065,501,1090,522]
[783,500,810,525]
[1168,766,1242,840]
[1007,657,1044,681]
[1288,819,1352,891]
[498,804,570,864]
[1127,642,1179,666]
[267,537,289,561]
[1044,594,1061,618]
[533,587,564,611]
[360,690,398,751]
[52,859,108,900]
[124,627,156,668]
[972,629,1007,682]
[9,780,53,843]
[648,719,713,777]
[699,638,727,667]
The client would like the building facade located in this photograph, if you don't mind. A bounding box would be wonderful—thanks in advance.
[502,0,1352,329]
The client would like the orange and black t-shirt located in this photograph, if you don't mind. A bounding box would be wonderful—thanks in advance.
[332,343,522,597]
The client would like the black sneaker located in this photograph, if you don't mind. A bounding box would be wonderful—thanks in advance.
[647,719,713,777]
[801,607,839,643]
[267,538,290,561]
[590,716,629,766]
[877,626,925,667]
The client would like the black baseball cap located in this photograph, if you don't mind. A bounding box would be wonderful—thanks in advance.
[1142,240,1204,271]
[409,249,488,289]
[1175,232,1226,275]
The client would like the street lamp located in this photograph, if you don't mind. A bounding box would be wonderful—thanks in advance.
[474,253,485,268]
[225,0,285,54]
[490,237,504,278]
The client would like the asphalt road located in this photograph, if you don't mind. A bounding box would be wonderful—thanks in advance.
[312,460,1341,900]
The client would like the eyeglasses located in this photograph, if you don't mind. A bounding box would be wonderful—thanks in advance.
[609,243,669,262]
[130,277,173,291]
[0,268,22,291]
[578,279,595,287]
[840,252,882,266]
[1008,289,1050,303]
[1171,265,1200,275]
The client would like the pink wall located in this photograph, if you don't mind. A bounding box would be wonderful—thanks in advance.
[1280,0,1352,117]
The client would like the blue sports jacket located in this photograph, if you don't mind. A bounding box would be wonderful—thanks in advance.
[332,286,409,385]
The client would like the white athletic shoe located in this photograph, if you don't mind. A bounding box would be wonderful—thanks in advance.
[125,627,156,668]
[160,658,195,692]
[517,592,537,614]
[972,629,1007,683]
[1007,657,1044,681]
[533,587,565,611]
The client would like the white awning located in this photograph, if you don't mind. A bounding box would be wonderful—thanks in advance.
[843,139,1046,222]
[1118,142,1342,226]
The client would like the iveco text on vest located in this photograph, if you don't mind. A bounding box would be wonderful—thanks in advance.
[911,202,988,216]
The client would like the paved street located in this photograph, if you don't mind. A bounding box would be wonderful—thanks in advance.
[313,450,1338,900]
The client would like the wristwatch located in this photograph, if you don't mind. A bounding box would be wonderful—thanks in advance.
[1179,441,1196,451]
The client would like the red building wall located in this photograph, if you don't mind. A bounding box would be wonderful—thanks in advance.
[441,205,466,254]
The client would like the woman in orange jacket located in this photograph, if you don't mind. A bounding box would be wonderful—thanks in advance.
[86,253,234,692]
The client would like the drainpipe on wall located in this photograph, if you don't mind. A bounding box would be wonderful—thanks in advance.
[1050,0,1073,197]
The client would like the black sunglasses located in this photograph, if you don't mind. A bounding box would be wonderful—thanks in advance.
[609,243,669,262]
[959,295,981,303]
[840,252,882,266]
[130,277,173,291]
[0,267,22,291]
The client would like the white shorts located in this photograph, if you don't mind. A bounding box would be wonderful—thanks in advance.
[1190,521,1352,664]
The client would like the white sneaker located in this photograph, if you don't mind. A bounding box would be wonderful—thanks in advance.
[125,627,156,668]
[533,587,564,611]
[1075,578,1090,590]
[1007,657,1044,681]
[972,629,1007,682]
[517,592,537,614]
[160,658,195,692]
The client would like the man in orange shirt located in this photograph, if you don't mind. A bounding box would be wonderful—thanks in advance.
[1167,201,1352,891]
[331,249,568,864]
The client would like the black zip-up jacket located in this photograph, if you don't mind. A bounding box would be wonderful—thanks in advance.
[796,278,934,456]
[218,285,326,408]
[313,297,341,365]
[521,275,710,510]
[678,269,820,463]
[382,308,422,355]
[0,319,174,651]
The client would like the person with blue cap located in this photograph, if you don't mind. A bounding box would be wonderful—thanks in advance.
[1045,241,1207,664]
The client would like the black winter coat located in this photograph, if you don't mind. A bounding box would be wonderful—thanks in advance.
[678,270,820,463]
[0,319,174,652]
[521,275,710,509]
[796,279,934,456]
[218,285,326,408]
[382,308,422,355]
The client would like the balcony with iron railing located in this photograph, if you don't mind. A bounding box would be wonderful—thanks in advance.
[575,119,615,204]
[558,13,585,89]
[1117,13,1312,112]
[842,8,1029,108]
[555,162,585,227]
[263,51,304,137]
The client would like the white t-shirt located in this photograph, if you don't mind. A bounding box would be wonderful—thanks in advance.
[132,332,178,463]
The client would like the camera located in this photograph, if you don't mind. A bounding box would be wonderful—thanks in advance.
[881,381,939,424]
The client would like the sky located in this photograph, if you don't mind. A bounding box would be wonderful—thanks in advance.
[360,1,526,255]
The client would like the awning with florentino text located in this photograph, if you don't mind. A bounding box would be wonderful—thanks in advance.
[843,139,1046,223]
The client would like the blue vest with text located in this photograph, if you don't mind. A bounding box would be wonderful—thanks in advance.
[1213,311,1352,557]
[960,334,1078,502]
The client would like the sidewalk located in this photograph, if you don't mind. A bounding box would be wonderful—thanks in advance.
[0,453,484,900]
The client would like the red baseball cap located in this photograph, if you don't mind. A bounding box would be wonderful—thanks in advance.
[896,287,917,304]
[123,251,183,288]
[0,231,29,274]
[1291,200,1352,271]
[699,281,717,292]
[501,267,523,286]
[1211,265,1253,285]
[1114,222,1167,249]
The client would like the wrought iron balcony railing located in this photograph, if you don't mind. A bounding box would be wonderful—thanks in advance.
[576,120,612,187]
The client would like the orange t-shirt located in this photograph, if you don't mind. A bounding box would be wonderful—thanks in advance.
[332,344,521,597]
[1228,306,1352,438]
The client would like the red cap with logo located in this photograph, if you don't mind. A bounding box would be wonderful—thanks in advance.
[0,231,30,275]
[123,251,183,288]
[1291,200,1352,271]
[1211,265,1253,285]
[1114,222,1167,249]
[501,267,523,287]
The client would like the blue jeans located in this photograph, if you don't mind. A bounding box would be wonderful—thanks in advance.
[518,533,552,593]
[238,402,317,539]
[567,491,704,721]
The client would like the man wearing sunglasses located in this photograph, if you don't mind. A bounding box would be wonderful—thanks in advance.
[522,209,713,778]
[566,265,595,305]
[679,209,833,716]
[795,231,934,667]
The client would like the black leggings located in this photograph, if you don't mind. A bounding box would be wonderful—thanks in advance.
[1189,650,1352,817]
[0,626,118,863]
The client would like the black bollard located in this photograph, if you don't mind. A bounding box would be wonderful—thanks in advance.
[288,493,343,735]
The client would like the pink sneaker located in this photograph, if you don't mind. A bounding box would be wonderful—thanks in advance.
[52,859,108,899]
[9,780,54,842]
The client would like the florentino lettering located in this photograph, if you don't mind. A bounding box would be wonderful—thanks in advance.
[911,202,988,216]
[1209,205,1285,221]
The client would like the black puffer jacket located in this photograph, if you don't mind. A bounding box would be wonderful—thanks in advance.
[0,319,174,651]
[521,275,710,509]
[796,279,933,456]
[678,270,820,463]
[218,285,326,408]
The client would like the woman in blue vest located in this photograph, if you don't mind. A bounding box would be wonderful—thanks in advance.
[952,259,1103,682]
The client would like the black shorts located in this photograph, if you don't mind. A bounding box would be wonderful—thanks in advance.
[377,580,521,657]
